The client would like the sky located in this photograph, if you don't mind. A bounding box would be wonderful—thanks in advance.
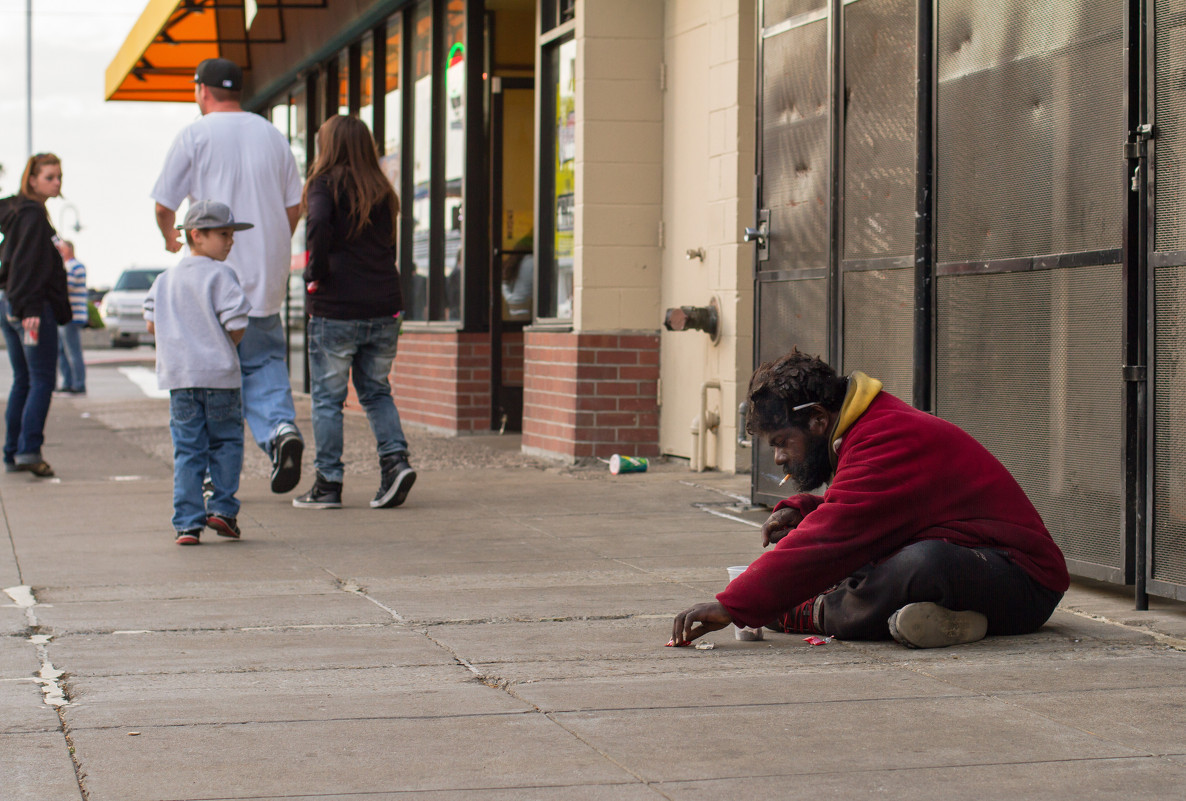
[0,0,198,288]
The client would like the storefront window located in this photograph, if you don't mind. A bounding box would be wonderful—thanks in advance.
[539,37,575,320]
[407,0,433,321]
[360,36,375,132]
[444,0,465,321]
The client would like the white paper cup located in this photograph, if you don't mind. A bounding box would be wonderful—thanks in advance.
[726,565,764,640]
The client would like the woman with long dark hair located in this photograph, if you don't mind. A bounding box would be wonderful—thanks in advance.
[0,153,72,477]
[292,115,416,510]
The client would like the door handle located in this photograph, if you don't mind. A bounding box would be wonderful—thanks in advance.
[745,209,770,261]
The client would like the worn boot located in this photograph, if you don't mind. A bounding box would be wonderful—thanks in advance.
[888,602,988,648]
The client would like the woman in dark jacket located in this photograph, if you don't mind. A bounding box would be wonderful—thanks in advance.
[291,115,416,511]
[0,153,71,477]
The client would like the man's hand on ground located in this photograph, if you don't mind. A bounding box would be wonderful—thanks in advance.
[671,601,732,646]
[761,506,803,547]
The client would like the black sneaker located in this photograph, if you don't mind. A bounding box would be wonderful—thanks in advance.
[270,431,304,493]
[292,474,343,509]
[175,529,201,546]
[887,602,988,649]
[370,455,416,509]
[206,512,241,539]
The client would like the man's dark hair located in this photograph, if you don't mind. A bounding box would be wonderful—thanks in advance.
[745,348,848,435]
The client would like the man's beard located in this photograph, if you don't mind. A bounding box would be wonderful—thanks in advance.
[786,429,833,492]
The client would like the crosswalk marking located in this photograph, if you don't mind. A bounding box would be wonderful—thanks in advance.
[117,366,170,399]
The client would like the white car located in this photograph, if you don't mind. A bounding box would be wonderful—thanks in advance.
[101,267,165,348]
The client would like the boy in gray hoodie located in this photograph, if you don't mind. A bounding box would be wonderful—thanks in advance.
[144,200,252,545]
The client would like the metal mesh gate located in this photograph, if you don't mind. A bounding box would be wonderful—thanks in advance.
[753,5,833,504]
[841,0,917,398]
[933,0,1126,579]
[936,266,1125,577]
[751,0,1155,593]
[1151,0,1186,599]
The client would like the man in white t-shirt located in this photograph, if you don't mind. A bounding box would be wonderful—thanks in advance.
[152,57,305,494]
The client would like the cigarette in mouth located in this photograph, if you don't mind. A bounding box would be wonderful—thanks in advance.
[779,475,790,487]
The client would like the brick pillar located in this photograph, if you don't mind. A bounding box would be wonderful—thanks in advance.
[355,330,491,435]
[522,330,660,460]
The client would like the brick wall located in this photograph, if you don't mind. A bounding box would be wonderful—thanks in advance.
[522,330,660,460]
[358,331,491,435]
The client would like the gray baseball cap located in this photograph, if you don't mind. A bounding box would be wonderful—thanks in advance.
[176,200,254,231]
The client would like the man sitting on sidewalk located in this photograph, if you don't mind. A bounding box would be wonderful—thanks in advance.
[671,349,1069,649]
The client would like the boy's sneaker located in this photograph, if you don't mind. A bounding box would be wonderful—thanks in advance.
[292,474,343,509]
[887,602,988,649]
[270,429,303,494]
[202,476,215,503]
[371,454,416,509]
[206,513,241,539]
[175,529,201,546]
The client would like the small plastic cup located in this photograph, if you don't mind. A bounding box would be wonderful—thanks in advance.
[726,565,764,641]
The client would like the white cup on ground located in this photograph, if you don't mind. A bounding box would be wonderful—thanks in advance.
[726,565,764,641]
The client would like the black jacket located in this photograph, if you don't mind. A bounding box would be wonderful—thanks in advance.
[303,174,404,320]
[0,195,71,324]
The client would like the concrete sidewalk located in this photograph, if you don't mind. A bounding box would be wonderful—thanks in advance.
[3,395,1185,800]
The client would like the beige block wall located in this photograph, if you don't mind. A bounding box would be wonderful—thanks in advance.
[657,0,756,473]
[570,0,755,473]
[573,0,665,332]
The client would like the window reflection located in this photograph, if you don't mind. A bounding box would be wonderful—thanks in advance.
[408,1,432,321]
[540,38,575,320]
[444,0,465,321]
[337,49,350,116]
[381,16,403,270]
[360,36,375,132]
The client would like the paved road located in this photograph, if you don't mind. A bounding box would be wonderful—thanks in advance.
[2,355,1186,800]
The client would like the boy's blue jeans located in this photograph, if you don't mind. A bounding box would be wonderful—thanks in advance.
[170,388,243,532]
[308,316,408,483]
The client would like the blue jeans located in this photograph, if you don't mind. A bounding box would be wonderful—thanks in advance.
[170,388,244,532]
[57,321,86,392]
[237,314,300,455]
[0,296,60,465]
[308,316,408,483]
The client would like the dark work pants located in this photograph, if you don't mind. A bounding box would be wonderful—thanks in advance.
[816,539,1064,641]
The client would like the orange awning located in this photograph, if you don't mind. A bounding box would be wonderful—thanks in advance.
[105,0,235,102]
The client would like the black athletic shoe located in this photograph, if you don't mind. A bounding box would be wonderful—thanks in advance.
[270,431,303,493]
[370,455,416,509]
[206,512,241,539]
[292,474,343,509]
[175,529,201,546]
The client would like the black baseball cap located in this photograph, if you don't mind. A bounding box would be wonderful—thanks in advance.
[193,58,243,91]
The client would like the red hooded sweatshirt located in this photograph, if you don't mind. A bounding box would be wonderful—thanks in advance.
[718,373,1069,629]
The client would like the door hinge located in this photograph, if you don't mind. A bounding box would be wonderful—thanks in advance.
[658,220,665,248]
[659,62,667,91]
[1123,364,1147,382]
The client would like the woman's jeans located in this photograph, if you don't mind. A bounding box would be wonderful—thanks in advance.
[308,316,408,484]
[1,295,60,465]
[170,388,243,532]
